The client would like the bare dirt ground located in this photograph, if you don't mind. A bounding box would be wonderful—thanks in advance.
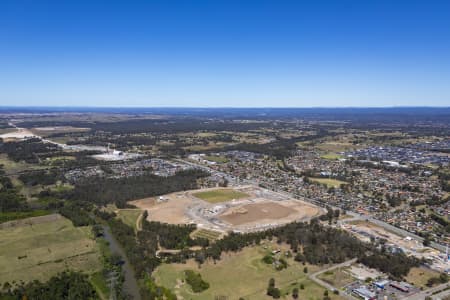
[220,202,295,225]
[0,128,35,140]
[30,126,90,137]
[131,186,323,232]
[219,199,321,229]
[130,192,192,224]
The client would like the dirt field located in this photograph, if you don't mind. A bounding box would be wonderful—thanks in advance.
[30,126,90,137]
[220,202,295,225]
[131,186,323,232]
[219,199,321,230]
[405,267,440,288]
[0,128,35,139]
[130,192,192,224]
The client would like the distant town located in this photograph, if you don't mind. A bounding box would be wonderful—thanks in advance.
[0,107,449,300]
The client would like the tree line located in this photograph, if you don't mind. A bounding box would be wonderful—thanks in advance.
[0,271,98,300]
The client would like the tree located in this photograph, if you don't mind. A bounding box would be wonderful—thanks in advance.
[303,267,308,273]
[292,287,299,299]
[269,278,275,288]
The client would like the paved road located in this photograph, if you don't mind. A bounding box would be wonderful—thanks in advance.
[308,258,358,300]
[404,282,450,300]
[341,211,446,253]
[175,158,447,254]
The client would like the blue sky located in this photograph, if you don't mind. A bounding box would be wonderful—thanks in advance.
[1,0,449,107]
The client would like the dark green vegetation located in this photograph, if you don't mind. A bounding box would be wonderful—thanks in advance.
[0,167,53,223]
[0,138,61,164]
[0,271,98,300]
[68,169,208,208]
[100,210,419,299]
[18,169,61,186]
[2,108,449,299]
[184,270,210,293]
[267,278,281,299]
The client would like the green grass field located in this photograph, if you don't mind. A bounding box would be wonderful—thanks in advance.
[309,177,348,188]
[191,228,223,241]
[320,153,344,160]
[192,189,249,203]
[116,209,143,231]
[0,215,101,284]
[154,245,343,300]
[90,271,110,300]
[204,155,229,163]
[318,268,355,288]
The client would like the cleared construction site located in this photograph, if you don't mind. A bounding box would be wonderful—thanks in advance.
[131,185,324,233]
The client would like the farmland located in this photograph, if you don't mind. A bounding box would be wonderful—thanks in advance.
[0,214,101,284]
[154,245,343,300]
[192,188,249,203]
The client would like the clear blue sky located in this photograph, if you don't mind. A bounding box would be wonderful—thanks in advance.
[1,0,449,107]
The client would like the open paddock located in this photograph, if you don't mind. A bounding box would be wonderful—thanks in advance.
[153,245,342,300]
[0,214,101,284]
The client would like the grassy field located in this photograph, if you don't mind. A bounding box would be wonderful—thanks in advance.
[90,271,110,300]
[154,245,343,300]
[318,267,355,288]
[191,228,223,241]
[204,155,229,163]
[0,215,101,284]
[193,188,249,203]
[320,153,344,160]
[116,209,143,231]
[0,154,44,174]
[309,177,348,188]
[405,267,441,288]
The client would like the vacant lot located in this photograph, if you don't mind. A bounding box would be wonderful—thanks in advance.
[130,193,192,224]
[30,126,90,137]
[154,245,343,300]
[0,214,101,284]
[320,153,344,160]
[192,188,249,203]
[220,202,295,225]
[318,267,355,288]
[310,177,347,188]
[405,267,440,288]
[204,155,229,163]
